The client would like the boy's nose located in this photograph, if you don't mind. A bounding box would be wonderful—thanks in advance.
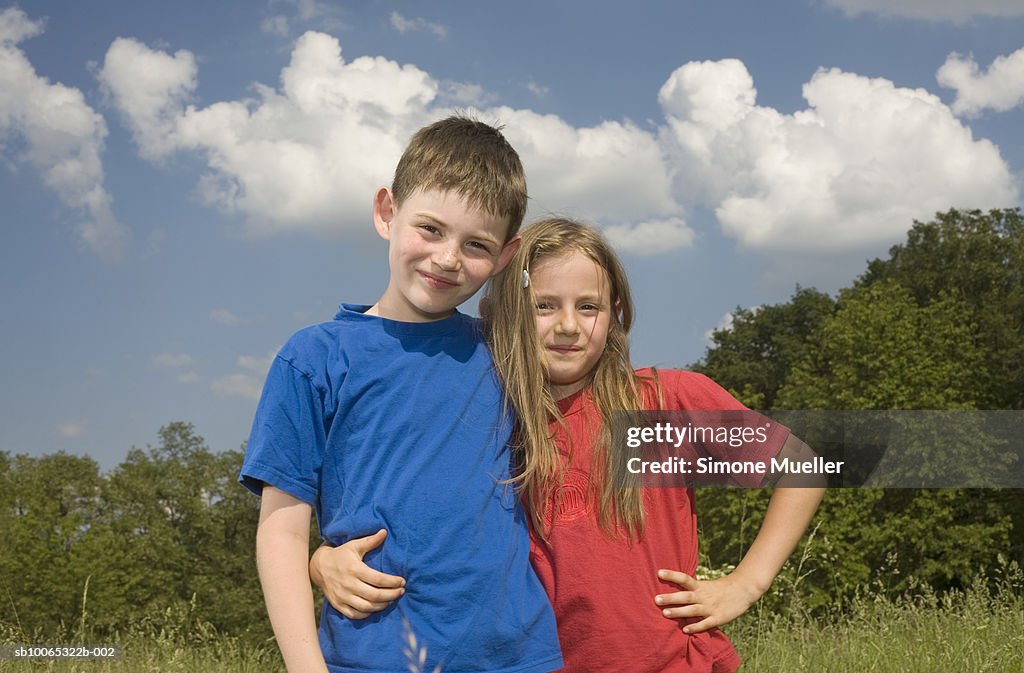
[434,246,462,272]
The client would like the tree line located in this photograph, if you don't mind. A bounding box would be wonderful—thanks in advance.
[0,424,270,642]
[1,208,1020,640]
[693,208,1023,607]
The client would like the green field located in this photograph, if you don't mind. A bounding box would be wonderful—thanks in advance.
[728,576,1024,672]
[3,567,1020,673]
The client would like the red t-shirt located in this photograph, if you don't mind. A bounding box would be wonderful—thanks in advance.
[529,369,789,673]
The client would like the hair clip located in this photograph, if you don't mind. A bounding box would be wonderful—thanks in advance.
[521,269,530,288]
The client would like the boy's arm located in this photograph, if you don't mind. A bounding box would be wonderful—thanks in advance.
[257,485,329,673]
[309,532,406,619]
[655,434,825,633]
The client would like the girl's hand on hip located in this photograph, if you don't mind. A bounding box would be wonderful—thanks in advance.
[653,568,760,634]
[309,529,406,619]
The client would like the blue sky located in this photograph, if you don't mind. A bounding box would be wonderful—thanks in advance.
[2,0,1023,469]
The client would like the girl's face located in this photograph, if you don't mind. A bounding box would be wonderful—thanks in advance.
[530,249,613,400]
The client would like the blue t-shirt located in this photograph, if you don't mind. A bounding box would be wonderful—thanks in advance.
[240,304,561,673]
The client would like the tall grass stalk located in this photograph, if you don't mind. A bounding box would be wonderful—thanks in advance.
[76,575,91,644]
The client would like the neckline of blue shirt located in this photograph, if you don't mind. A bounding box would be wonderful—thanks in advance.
[335,303,467,336]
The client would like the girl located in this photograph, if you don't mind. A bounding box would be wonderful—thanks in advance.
[311,217,824,672]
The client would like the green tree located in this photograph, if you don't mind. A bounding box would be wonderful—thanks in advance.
[694,209,1023,601]
[693,287,835,409]
[858,207,1024,409]
[777,280,983,410]
[777,279,1011,595]
[86,423,264,637]
[0,452,104,635]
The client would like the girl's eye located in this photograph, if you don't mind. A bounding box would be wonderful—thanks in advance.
[536,302,554,311]
[579,304,600,312]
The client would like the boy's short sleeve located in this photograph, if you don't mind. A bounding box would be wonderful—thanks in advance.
[239,353,326,505]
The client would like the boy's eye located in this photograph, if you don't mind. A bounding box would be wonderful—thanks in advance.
[419,224,441,235]
[468,241,492,254]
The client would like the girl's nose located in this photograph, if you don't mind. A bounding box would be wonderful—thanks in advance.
[556,310,580,335]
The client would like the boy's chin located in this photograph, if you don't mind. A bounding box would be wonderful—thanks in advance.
[402,298,462,322]
[412,291,476,317]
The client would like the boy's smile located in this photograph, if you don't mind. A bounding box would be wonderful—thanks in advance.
[370,188,519,322]
[420,270,459,289]
[531,250,613,400]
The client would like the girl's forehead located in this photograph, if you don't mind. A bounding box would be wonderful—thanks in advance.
[531,249,610,290]
[532,248,595,271]
[536,245,596,263]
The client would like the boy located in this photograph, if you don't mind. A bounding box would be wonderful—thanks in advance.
[240,117,562,673]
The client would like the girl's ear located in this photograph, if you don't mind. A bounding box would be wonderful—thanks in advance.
[372,187,396,240]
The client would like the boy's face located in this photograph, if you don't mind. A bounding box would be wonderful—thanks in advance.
[372,188,519,322]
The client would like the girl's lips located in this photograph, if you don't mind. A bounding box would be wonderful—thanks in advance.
[547,345,580,354]
[419,271,458,289]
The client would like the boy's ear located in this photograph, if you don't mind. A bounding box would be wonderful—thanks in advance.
[491,234,521,276]
[372,187,396,240]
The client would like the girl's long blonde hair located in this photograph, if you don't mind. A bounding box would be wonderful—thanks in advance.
[485,217,657,540]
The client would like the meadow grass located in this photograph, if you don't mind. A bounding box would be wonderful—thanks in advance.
[728,561,1024,672]
[0,597,282,673]
[0,624,282,673]
[2,564,1021,672]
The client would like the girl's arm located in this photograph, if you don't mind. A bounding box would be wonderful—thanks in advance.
[656,434,825,633]
[309,532,406,619]
[257,486,330,673]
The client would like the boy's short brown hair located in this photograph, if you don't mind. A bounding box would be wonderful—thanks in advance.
[392,115,527,240]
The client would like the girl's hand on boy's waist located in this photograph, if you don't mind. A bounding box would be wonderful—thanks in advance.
[309,530,406,619]
[653,569,761,634]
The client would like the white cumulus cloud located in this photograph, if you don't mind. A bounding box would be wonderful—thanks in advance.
[937,48,1024,117]
[237,352,276,375]
[98,37,198,161]
[98,31,685,251]
[100,31,435,235]
[0,7,126,258]
[262,0,345,37]
[211,373,264,400]
[526,81,549,98]
[389,12,447,39]
[211,350,276,400]
[658,59,1017,251]
[438,81,497,108]
[261,15,290,37]
[823,0,1024,23]
[97,31,1017,256]
[210,308,243,325]
[603,218,694,254]
[57,421,87,439]
[495,108,684,237]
